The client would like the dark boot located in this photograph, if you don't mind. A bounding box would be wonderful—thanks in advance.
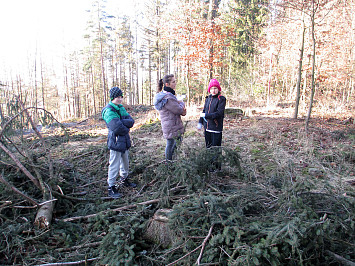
[108,186,122,198]
[120,177,137,188]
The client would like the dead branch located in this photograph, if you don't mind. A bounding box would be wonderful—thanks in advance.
[17,97,54,181]
[166,244,203,266]
[0,107,63,139]
[0,173,39,206]
[325,250,355,266]
[16,98,57,229]
[4,135,27,158]
[14,205,39,209]
[71,150,97,160]
[36,257,99,266]
[55,241,101,252]
[77,118,88,125]
[52,191,93,202]
[196,224,214,265]
[0,201,12,209]
[0,159,17,168]
[0,141,41,189]
[62,198,161,222]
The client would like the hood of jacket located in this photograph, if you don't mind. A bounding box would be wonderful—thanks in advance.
[154,91,168,110]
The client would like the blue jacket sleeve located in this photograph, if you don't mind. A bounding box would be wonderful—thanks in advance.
[107,118,129,136]
[121,115,135,128]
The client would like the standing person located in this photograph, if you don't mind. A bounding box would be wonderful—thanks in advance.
[197,78,226,171]
[154,74,186,161]
[102,87,137,199]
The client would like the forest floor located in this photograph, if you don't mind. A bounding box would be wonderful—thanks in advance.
[0,102,354,265]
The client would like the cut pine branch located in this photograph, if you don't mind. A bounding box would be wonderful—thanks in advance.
[0,141,41,189]
[0,173,39,206]
[17,98,57,228]
[62,198,161,222]
[17,97,54,181]
[196,224,214,265]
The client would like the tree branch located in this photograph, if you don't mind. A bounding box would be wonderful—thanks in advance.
[167,244,203,266]
[36,257,99,266]
[61,198,160,222]
[0,141,41,189]
[325,250,355,266]
[0,173,39,206]
[196,224,214,265]
[17,97,55,182]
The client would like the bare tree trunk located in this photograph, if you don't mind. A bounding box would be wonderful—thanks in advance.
[40,59,46,110]
[64,66,70,119]
[186,61,190,106]
[100,40,107,105]
[207,0,219,79]
[267,50,273,106]
[306,2,317,130]
[293,10,306,119]
[129,62,133,105]
[91,67,97,115]
[348,78,354,103]
[135,26,140,105]
[34,51,38,123]
[208,0,214,79]
[149,40,152,105]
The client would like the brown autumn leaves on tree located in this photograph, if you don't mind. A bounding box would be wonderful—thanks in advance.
[260,0,353,120]
[1,0,353,120]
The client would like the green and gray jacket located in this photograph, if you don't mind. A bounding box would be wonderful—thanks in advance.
[102,102,134,152]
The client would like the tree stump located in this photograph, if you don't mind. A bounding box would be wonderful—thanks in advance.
[144,208,176,248]
[225,108,244,120]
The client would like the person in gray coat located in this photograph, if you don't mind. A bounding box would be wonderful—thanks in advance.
[154,74,186,161]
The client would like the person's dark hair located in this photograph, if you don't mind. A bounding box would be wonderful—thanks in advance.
[158,74,174,92]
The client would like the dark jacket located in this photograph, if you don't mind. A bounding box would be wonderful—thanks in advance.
[199,93,226,132]
[102,104,134,153]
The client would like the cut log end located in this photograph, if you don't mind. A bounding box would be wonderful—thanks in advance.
[144,208,175,248]
[34,201,55,229]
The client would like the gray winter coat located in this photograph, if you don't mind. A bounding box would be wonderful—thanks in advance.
[154,91,185,139]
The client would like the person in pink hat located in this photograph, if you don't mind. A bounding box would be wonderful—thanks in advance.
[197,78,226,171]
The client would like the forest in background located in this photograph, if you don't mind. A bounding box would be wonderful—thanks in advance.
[0,0,354,124]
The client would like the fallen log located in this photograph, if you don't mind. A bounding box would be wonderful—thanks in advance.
[34,200,55,229]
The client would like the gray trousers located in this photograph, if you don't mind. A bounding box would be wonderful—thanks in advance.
[108,150,129,187]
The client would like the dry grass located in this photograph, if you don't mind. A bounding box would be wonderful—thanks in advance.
[1,102,353,265]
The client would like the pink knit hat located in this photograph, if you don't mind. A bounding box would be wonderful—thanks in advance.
[208,79,221,93]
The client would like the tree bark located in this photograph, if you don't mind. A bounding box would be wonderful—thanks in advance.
[306,2,317,130]
[0,173,39,206]
[34,200,55,229]
[294,10,306,119]
[0,141,41,189]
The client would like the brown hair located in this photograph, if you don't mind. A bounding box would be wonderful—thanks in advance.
[158,74,174,92]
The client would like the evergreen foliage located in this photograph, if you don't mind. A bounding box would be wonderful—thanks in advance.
[0,112,354,265]
[224,0,268,68]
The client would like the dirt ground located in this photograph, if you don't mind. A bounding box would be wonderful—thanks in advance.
[67,103,354,186]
